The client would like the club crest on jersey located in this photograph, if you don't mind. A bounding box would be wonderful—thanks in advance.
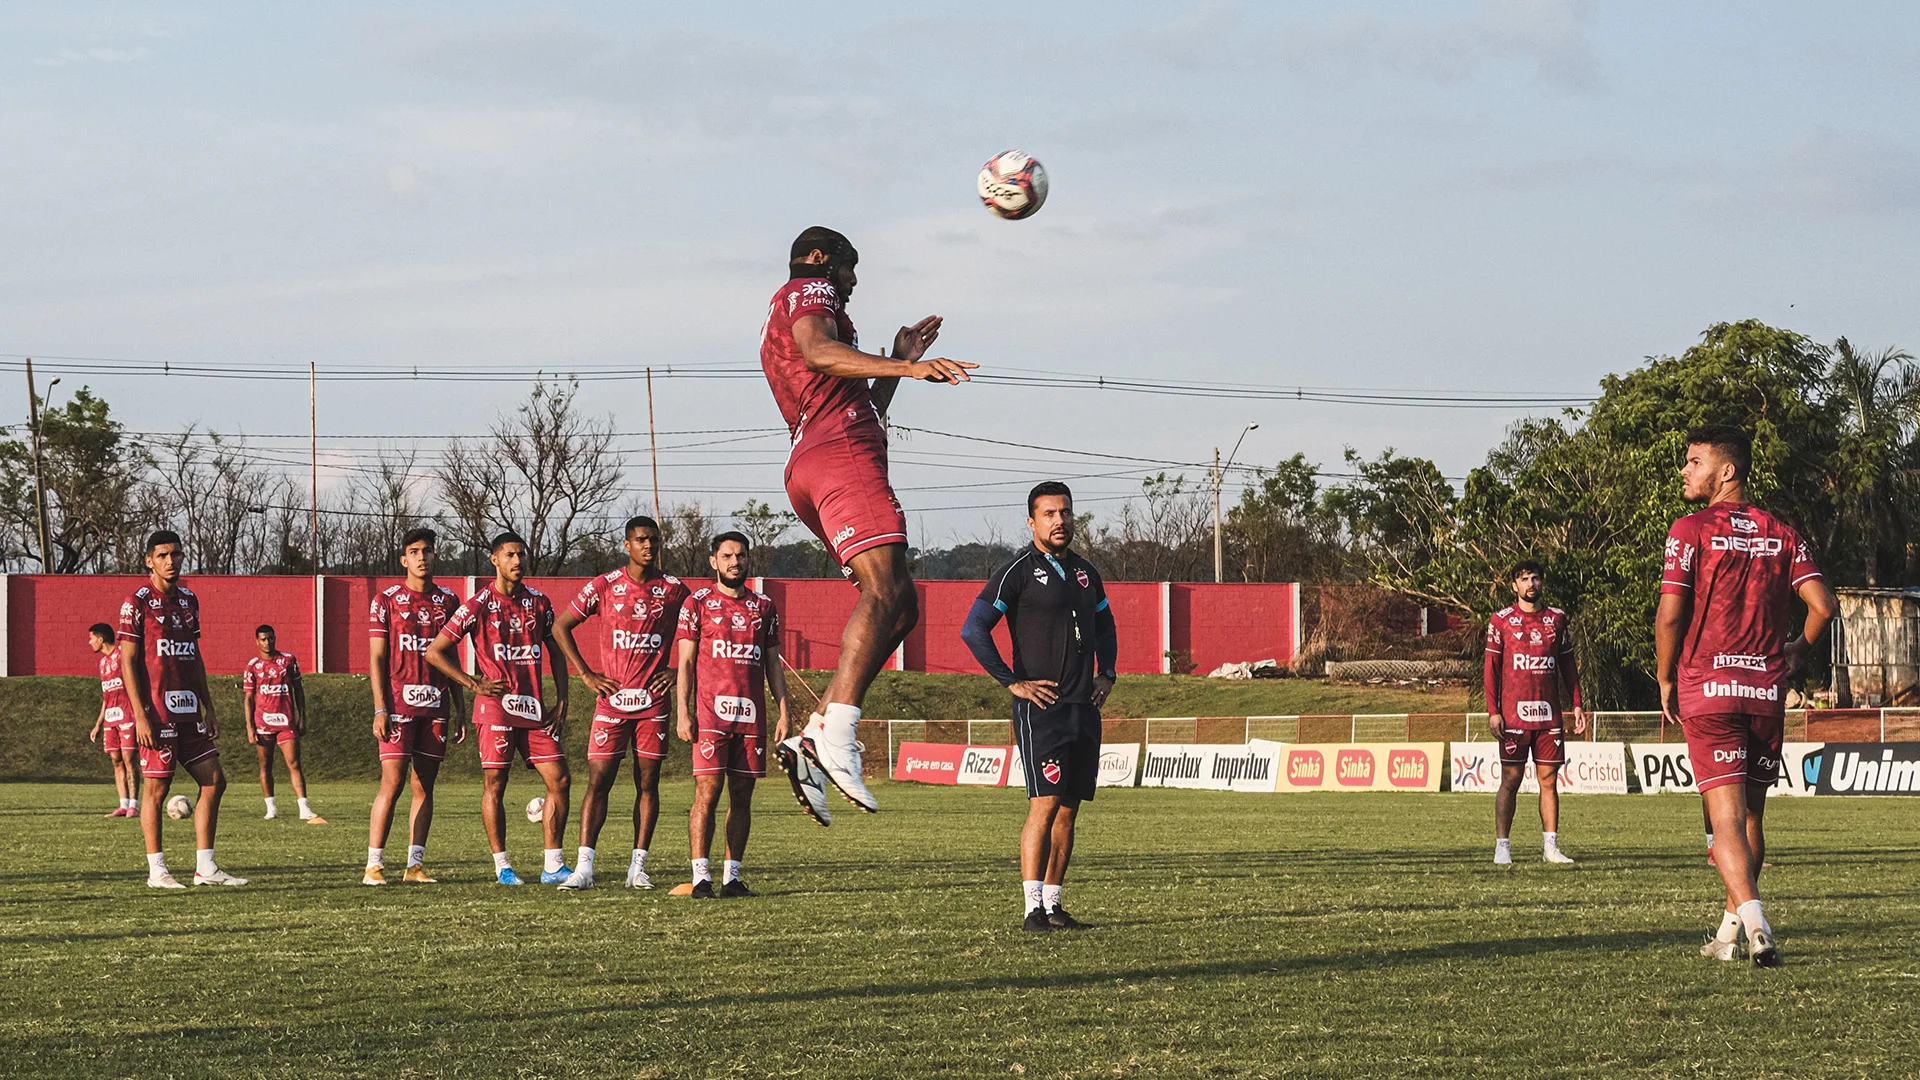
[730,613,747,630]
[1076,569,1090,588]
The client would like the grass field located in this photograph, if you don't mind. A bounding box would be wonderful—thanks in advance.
[2,778,1915,1079]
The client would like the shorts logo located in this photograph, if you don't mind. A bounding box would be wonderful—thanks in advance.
[1041,760,1062,784]
[1075,569,1090,588]
[593,728,611,747]
[699,739,716,760]
[1713,747,1747,763]
[831,525,857,548]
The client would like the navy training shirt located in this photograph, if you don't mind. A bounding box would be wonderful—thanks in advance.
[974,545,1112,705]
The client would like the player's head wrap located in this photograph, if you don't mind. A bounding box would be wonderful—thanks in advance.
[789,226,857,281]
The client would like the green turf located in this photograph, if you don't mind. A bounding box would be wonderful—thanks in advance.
[1,779,1913,1079]
[0,673,1468,782]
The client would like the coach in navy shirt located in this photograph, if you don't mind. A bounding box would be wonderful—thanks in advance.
[961,481,1117,933]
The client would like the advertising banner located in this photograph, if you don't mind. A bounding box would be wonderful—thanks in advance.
[1097,743,1141,787]
[1275,743,1443,792]
[1138,744,1282,791]
[1518,742,1629,794]
[1814,743,1920,795]
[1450,743,1500,793]
[1632,742,1825,796]
[956,745,1011,786]
[894,742,965,784]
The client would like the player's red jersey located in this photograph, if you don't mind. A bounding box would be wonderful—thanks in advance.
[759,276,881,445]
[115,583,203,726]
[570,570,688,718]
[439,582,555,729]
[675,585,778,731]
[98,650,132,726]
[242,652,302,732]
[368,582,461,720]
[1661,502,1822,718]
[1483,605,1576,728]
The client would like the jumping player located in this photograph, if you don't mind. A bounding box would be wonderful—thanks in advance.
[550,516,689,891]
[365,527,465,885]
[243,625,324,825]
[87,622,139,817]
[674,532,791,898]
[1657,426,1834,966]
[961,483,1116,932]
[118,529,245,888]
[760,226,975,812]
[425,531,572,886]
[1483,562,1586,865]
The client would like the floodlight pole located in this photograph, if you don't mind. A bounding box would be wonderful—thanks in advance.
[25,358,53,571]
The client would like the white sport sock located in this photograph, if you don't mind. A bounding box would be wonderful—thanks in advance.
[1543,831,1559,849]
[1716,909,1742,943]
[578,847,596,872]
[1495,838,1512,853]
[723,859,742,883]
[1023,879,1044,914]
[543,848,564,873]
[1736,899,1771,937]
[823,701,863,734]
[297,798,314,817]
[264,797,277,814]
[492,851,512,872]
[121,798,135,809]
[1705,832,1715,849]
[692,858,711,883]
[146,852,167,875]
[633,848,648,870]
[196,849,217,876]
[367,848,384,870]
[1042,883,1063,910]
[407,845,425,867]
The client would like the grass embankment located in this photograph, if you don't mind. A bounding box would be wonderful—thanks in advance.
[0,673,1467,782]
[0,781,1912,1078]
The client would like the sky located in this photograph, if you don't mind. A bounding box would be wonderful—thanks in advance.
[3,1,1917,549]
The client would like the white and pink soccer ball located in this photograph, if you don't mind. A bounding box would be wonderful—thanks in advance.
[977,150,1048,220]
[525,796,545,824]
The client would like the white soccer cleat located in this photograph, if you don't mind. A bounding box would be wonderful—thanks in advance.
[777,736,833,827]
[1543,848,1575,865]
[801,715,877,813]
[193,868,249,887]
[147,870,186,890]
[1699,934,1739,961]
[625,865,654,890]
[556,868,594,891]
[1747,927,1783,968]
[1493,845,1512,866]
[263,808,277,820]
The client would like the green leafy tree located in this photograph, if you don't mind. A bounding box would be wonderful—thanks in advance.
[0,388,148,572]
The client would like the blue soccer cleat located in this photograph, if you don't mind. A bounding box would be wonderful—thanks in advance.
[496,866,525,886]
[539,865,573,885]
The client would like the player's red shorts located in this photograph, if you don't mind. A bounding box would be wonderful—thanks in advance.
[140,723,220,780]
[692,726,765,778]
[378,717,448,763]
[784,425,907,566]
[101,722,135,755]
[478,725,566,770]
[588,713,669,761]
[1682,712,1784,793]
[254,726,299,747]
[1498,725,1565,767]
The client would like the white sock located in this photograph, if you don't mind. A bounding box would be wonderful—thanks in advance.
[1716,909,1742,943]
[297,798,313,817]
[1736,899,1771,937]
[146,852,167,875]
[543,848,564,873]
[633,848,648,870]
[196,849,217,876]
[823,701,862,735]
[492,851,512,872]
[121,798,134,809]
[723,859,742,883]
[578,847,596,872]
[1543,831,1559,849]
[692,857,711,883]
[367,848,384,870]
[1023,879,1043,914]
[264,797,277,814]
[1495,838,1511,853]
[407,845,425,868]
[1042,883,1063,910]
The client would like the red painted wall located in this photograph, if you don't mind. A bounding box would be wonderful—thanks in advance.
[1171,583,1297,675]
[7,574,318,676]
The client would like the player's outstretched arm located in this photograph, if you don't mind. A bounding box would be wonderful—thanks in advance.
[1653,593,1691,725]
[793,315,975,384]
[674,638,696,744]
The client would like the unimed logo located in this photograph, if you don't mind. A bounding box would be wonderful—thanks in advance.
[1286,749,1324,786]
[1143,751,1203,781]
[1210,751,1272,784]
[1386,749,1428,788]
[1820,744,1920,794]
[1335,748,1374,787]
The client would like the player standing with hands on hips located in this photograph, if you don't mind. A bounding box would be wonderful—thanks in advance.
[961,483,1116,933]
[1483,562,1585,865]
[1657,426,1834,967]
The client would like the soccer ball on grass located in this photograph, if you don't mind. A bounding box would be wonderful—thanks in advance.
[525,796,545,824]
[977,150,1048,220]
[165,795,193,820]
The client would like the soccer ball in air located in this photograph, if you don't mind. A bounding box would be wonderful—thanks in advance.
[525,796,546,824]
[977,150,1048,220]
[165,795,193,820]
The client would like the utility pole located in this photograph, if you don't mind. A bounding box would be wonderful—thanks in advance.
[25,358,52,572]
[309,361,319,573]
[646,367,662,519]
[1212,446,1223,583]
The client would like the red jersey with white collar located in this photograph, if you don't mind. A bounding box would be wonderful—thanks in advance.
[242,652,302,732]
[570,570,688,718]
[675,585,779,731]
[439,582,556,729]
[759,276,881,446]
[1483,605,1577,729]
[115,583,203,726]
[368,582,461,720]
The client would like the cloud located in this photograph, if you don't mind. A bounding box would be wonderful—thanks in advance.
[33,46,153,68]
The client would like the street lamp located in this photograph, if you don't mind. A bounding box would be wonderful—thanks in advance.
[1213,422,1259,583]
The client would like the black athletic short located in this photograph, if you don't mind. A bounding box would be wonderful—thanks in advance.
[1013,700,1101,803]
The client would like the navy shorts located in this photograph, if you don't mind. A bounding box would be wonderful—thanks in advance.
[1013,701,1101,803]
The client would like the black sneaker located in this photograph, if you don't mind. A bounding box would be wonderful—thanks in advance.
[1047,906,1090,930]
[720,878,754,898]
[1023,908,1054,933]
[689,879,715,899]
